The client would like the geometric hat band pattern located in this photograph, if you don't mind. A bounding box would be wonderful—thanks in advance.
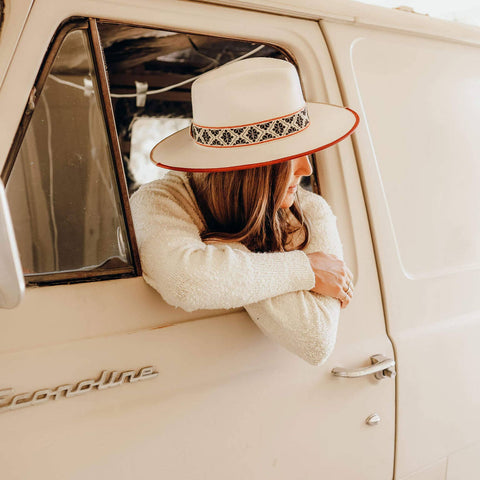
[190,107,310,148]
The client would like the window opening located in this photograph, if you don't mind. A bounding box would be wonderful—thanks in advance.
[96,23,315,194]
[3,20,320,285]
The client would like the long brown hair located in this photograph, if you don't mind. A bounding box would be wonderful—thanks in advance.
[188,161,311,253]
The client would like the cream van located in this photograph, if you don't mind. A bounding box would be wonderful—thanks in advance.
[1,0,479,478]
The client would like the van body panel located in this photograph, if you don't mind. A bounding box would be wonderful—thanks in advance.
[401,459,447,480]
[321,19,480,479]
[446,441,480,480]
[0,1,395,478]
[3,0,478,477]
[0,0,34,89]
[192,0,480,45]
[1,309,392,479]
[0,277,234,354]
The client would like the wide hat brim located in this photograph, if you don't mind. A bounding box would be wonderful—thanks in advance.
[150,102,360,172]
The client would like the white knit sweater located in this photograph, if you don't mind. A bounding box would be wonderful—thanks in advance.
[130,171,344,366]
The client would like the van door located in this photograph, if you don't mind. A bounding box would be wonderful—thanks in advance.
[0,2,395,478]
[321,18,480,480]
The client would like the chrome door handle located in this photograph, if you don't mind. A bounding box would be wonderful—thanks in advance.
[331,354,396,380]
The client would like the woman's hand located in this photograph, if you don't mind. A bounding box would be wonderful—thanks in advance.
[306,252,354,309]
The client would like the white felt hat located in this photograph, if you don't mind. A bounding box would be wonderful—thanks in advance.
[150,57,359,172]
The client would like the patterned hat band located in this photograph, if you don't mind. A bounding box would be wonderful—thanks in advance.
[190,106,310,148]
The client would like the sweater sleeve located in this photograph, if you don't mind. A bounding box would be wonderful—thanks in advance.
[243,189,344,366]
[130,180,315,312]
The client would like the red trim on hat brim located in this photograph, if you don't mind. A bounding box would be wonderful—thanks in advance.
[152,107,360,172]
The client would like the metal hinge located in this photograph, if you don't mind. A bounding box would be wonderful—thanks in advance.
[25,86,37,115]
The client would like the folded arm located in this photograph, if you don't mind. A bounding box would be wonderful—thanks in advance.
[243,188,344,366]
[130,178,316,312]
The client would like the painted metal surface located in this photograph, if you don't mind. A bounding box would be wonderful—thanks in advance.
[321,18,480,479]
[3,0,479,478]
[0,0,35,89]
[0,1,395,478]
[0,179,24,308]
[191,0,480,44]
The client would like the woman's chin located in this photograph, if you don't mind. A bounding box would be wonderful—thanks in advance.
[280,193,296,209]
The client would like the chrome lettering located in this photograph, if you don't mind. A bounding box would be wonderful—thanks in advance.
[66,379,96,397]
[0,388,12,403]
[0,389,13,412]
[104,371,123,388]
[31,389,52,405]
[52,385,74,399]
[135,366,158,380]
[93,370,110,390]
[119,370,136,383]
[0,366,158,414]
[10,392,33,409]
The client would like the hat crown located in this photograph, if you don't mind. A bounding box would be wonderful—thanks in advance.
[191,58,306,127]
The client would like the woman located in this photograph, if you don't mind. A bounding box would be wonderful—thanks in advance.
[130,57,359,366]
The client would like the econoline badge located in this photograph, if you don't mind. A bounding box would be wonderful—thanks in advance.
[0,366,158,413]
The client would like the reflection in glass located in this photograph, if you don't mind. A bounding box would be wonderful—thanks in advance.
[6,29,132,276]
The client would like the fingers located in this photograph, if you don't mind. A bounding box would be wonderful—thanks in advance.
[308,252,354,308]
[339,288,351,308]
[340,289,352,309]
[340,265,354,309]
[340,288,353,308]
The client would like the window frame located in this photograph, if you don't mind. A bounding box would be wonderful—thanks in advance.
[1,18,142,285]
[2,16,323,286]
